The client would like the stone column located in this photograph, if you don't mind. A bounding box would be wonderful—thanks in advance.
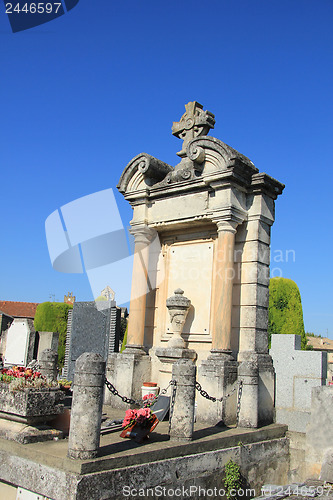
[238,360,259,428]
[196,218,238,425]
[210,219,238,357]
[126,225,155,353]
[68,353,105,459]
[39,349,58,381]
[169,359,196,442]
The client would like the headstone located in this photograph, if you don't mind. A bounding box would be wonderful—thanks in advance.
[37,331,59,360]
[270,334,327,432]
[108,306,121,355]
[64,301,112,382]
[39,348,58,381]
[306,386,333,477]
[4,318,36,367]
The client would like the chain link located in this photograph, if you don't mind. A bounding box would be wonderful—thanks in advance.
[195,381,239,403]
[104,377,139,405]
[236,380,243,425]
[168,380,176,433]
[104,377,176,408]
[104,377,242,427]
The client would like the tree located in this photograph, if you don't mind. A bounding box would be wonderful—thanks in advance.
[268,277,309,350]
[120,324,128,353]
[34,302,73,368]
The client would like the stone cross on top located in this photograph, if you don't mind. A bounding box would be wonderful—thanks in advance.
[172,101,215,157]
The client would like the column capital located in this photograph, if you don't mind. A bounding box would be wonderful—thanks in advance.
[212,218,238,234]
[129,224,156,245]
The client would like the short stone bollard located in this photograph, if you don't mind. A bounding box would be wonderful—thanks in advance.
[68,353,106,460]
[238,360,258,428]
[39,349,58,381]
[169,359,196,442]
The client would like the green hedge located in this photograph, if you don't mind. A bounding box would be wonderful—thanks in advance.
[34,302,73,368]
[268,277,309,349]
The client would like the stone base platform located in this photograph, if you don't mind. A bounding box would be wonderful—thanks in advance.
[0,408,289,500]
[0,418,64,444]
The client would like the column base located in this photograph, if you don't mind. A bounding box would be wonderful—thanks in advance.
[238,359,259,428]
[104,351,151,409]
[196,356,238,426]
[237,351,275,426]
[208,349,234,361]
[123,344,147,355]
[155,347,197,364]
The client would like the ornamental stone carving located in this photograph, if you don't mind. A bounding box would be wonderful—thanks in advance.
[166,289,191,349]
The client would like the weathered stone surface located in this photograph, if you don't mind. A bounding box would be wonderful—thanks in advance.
[306,386,333,474]
[68,352,105,460]
[0,383,64,424]
[169,359,196,442]
[320,448,333,482]
[197,356,238,425]
[0,426,289,499]
[65,301,112,382]
[238,360,259,428]
[105,351,151,409]
[37,331,59,360]
[0,418,63,444]
[39,348,58,381]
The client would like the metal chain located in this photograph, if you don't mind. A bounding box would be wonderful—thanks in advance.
[104,377,139,406]
[236,380,243,425]
[104,377,176,408]
[195,381,239,403]
[168,380,177,433]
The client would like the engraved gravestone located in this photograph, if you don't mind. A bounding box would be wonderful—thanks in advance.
[64,301,120,382]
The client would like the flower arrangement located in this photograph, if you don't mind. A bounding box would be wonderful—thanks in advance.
[0,366,57,391]
[122,407,154,430]
[142,393,157,408]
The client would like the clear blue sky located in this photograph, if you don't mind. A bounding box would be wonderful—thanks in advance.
[0,0,332,337]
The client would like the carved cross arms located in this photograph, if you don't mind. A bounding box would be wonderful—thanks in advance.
[172,101,215,157]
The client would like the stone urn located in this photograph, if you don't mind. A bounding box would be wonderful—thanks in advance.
[166,289,191,348]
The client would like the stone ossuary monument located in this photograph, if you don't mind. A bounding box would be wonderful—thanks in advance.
[107,101,284,427]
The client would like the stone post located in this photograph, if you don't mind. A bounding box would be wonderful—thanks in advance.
[68,353,105,459]
[39,349,58,381]
[238,360,258,428]
[126,225,155,353]
[169,359,196,442]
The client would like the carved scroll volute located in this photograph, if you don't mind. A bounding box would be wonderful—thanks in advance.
[166,289,191,349]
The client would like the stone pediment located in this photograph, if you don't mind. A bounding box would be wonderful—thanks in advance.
[117,102,284,202]
[117,153,173,194]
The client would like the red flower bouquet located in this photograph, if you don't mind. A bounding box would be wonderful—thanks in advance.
[120,406,159,443]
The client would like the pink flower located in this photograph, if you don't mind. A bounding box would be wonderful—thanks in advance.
[136,407,151,424]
